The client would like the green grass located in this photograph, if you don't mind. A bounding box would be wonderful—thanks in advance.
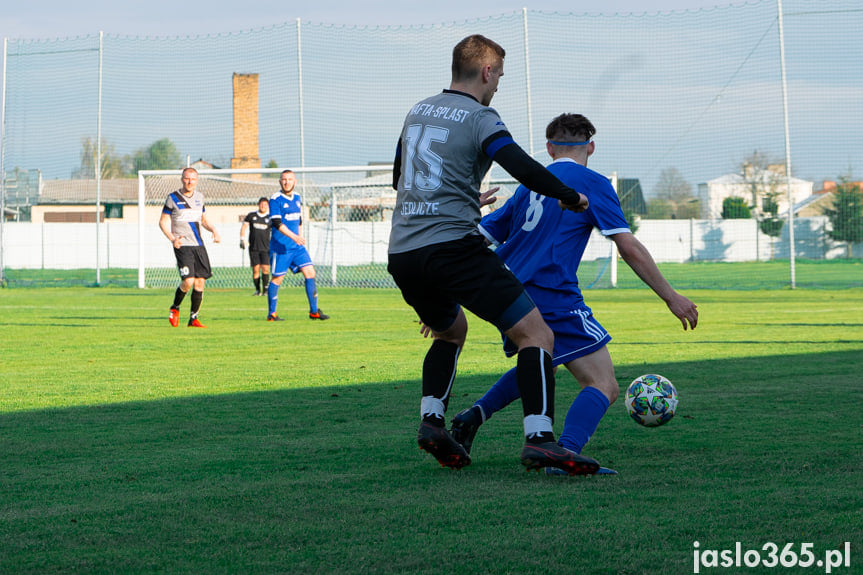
[1,287,862,574]
[3,257,862,290]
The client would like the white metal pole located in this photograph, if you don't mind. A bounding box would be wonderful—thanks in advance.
[297,18,305,170]
[690,218,695,261]
[330,190,337,286]
[522,7,534,156]
[610,172,619,287]
[0,38,7,285]
[137,172,145,288]
[777,0,796,288]
[96,31,104,285]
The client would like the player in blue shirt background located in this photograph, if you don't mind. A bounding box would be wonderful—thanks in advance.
[450,113,699,473]
[266,169,329,322]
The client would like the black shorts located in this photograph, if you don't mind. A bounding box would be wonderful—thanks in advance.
[174,245,213,280]
[387,234,535,333]
[249,249,269,267]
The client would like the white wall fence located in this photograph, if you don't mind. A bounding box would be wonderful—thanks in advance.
[1,217,856,272]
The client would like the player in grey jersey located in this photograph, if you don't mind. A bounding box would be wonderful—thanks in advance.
[387,34,599,476]
[159,167,221,328]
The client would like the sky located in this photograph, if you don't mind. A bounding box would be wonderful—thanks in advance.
[0,0,741,40]
[6,0,858,194]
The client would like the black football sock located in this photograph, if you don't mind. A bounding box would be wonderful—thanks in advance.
[516,347,556,444]
[172,286,187,309]
[190,289,203,319]
[421,339,461,420]
[262,273,269,289]
[253,276,261,291]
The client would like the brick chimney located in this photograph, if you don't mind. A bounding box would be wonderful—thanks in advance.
[231,73,260,179]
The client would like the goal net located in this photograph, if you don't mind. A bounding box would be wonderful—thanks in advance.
[138,165,617,290]
[139,166,397,289]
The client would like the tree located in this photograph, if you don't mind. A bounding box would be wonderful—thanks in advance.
[740,150,785,214]
[758,190,785,260]
[721,197,751,219]
[622,209,639,234]
[129,138,182,173]
[676,199,700,219]
[646,198,674,219]
[652,167,696,219]
[264,158,279,178]
[75,137,126,179]
[822,178,863,258]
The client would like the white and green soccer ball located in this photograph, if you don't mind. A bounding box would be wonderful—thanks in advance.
[624,374,678,427]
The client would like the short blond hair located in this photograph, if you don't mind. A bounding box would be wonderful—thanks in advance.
[451,35,505,82]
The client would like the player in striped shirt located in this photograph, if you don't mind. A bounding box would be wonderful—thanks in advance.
[159,167,221,328]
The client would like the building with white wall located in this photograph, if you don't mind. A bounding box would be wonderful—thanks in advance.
[697,165,813,219]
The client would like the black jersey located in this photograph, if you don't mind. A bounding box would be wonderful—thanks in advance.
[244,211,271,252]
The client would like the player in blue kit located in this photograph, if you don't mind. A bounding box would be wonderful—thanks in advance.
[450,113,699,473]
[388,35,600,476]
[266,169,329,322]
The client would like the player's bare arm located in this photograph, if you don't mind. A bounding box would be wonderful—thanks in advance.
[479,186,501,208]
[239,221,248,248]
[159,212,184,249]
[279,223,305,246]
[613,232,698,330]
[201,213,221,243]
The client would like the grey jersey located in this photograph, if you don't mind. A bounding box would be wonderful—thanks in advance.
[389,90,508,254]
[162,189,207,247]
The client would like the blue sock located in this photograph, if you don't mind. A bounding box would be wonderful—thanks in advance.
[475,367,520,422]
[558,386,610,453]
[268,281,280,316]
[305,278,318,313]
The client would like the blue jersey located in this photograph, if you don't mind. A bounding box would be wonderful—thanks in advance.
[269,191,303,254]
[479,158,630,312]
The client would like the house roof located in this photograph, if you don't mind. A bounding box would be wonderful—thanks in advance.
[792,190,839,217]
[40,179,139,204]
[706,172,810,186]
[39,176,281,206]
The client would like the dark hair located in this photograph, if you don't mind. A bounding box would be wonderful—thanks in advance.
[280,169,294,176]
[452,35,505,82]
[546,114,596,143]
[258,197,269,204]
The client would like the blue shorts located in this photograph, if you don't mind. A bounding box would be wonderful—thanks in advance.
[502,304,611,366]
[270,246,313,277]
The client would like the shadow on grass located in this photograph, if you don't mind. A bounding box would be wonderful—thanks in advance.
[1,349,861,574]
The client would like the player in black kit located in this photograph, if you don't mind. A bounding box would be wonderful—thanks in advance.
[240,197,271,295]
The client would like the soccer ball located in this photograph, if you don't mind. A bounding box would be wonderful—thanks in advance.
[624,374,678,427]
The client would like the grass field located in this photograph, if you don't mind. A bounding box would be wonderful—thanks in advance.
[1,287,861,574]
[3,257,862,290]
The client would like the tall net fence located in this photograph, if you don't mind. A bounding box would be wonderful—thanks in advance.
[2,1,862,289]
